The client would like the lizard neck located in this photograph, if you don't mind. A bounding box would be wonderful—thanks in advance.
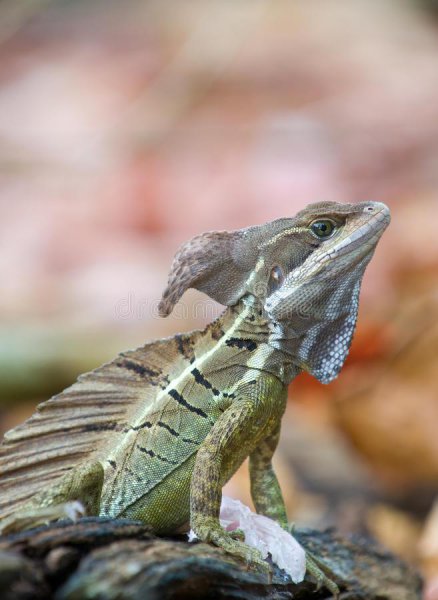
[209,295,301,386]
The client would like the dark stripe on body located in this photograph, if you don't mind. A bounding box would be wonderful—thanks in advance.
[157,420,179,437]
[191,368,220,396]
[125,418,199,445]
[225,338,257,351]
[137,445,178,465]
[126,421,179,436]
[168,388,208,418]
[181,437,201,445]
[128,421,153,432]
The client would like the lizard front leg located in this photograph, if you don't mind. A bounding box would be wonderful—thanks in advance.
[250,427,340,598]
[190,397,271,574]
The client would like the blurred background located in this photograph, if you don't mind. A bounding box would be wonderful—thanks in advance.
[0,0,437,596]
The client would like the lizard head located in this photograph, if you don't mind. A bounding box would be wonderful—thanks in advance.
[159,200,390,383]
[263,201,390,382]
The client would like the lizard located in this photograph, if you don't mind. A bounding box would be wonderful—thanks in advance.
[0,200,390,596]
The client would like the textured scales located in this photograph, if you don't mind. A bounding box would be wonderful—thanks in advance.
[0,201,390,596]
[0,331,202,519]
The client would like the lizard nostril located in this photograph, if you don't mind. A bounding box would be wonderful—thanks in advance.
[365,206,374,212]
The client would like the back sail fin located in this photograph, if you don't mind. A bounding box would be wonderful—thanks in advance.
[0,330,201,520]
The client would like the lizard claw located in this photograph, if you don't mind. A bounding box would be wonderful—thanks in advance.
[227,527,245,542]
[306,553,340,599]
[193,517,272,578]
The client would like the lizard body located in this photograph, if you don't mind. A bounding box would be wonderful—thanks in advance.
[0,200,390,595]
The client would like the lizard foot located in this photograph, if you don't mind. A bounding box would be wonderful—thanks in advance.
[193,517,271,577]
[306,552,340,599]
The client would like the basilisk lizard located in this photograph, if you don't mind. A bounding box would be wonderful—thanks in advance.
[0,201,390,596]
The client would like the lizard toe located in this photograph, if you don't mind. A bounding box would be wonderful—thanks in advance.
[198,522,271,576]
[306,554,340,599]
[227,527,245,541]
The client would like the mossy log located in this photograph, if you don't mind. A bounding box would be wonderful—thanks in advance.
[0,517,422,600]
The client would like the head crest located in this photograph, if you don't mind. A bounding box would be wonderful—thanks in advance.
[158,230,254,317]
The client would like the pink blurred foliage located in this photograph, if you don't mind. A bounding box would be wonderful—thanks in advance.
[0,2,435,422]
[0,0,437,331]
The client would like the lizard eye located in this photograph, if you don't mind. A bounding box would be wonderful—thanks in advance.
[269,265,284,292]
[310,219,336,239]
